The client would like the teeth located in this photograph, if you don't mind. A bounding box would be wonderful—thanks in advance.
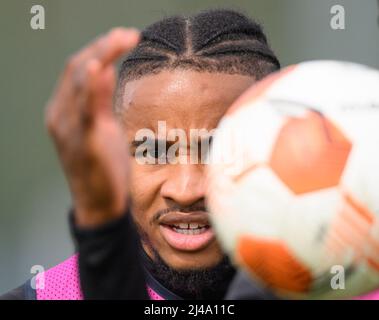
[172,223,207,229]
[173,227,207,235]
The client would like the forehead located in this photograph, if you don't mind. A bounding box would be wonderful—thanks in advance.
[121,70,255,132]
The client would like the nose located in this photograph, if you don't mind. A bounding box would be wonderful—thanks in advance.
[160,164,206,207]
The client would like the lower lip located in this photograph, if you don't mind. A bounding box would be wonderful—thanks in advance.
[160,225,215,251]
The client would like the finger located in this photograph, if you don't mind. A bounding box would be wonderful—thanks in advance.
[70,28,139,94]
[72,27,140,71]
[47,28,139,131]
[78,59,103,127]
[95,27,140,66]
[88,65,116,116]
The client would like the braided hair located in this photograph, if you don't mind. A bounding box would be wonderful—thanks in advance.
[117,9,280,105]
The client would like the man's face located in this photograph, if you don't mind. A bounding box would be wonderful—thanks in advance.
[120,70,255,270]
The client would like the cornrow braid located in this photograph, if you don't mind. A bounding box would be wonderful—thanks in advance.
[117,9,280,98]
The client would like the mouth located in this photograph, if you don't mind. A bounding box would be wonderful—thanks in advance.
[158,212,215,252]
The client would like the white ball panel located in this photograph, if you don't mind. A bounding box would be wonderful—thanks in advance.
[340,141,379,219]
[265,61,379,118]
[207,166,293,257]
[284,188,343,273]
[211,101,285,178]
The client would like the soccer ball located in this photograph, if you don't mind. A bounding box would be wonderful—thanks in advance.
[206,61,379,299]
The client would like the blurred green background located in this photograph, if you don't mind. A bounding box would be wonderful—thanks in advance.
[1,0,378,293]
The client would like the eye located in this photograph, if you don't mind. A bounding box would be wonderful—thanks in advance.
[134,140,168,164]
[146,145,166,160]
[134,148,147,158]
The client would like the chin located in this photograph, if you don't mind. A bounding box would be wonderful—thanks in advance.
[160,243,225,271]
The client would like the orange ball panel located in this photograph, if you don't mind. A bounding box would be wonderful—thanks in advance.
[237,235,312,293]
[270,111,352,194]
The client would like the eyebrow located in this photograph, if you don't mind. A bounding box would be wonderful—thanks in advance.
[130,138,174,149]
[130,140,147,148]
[130,136,213,149]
